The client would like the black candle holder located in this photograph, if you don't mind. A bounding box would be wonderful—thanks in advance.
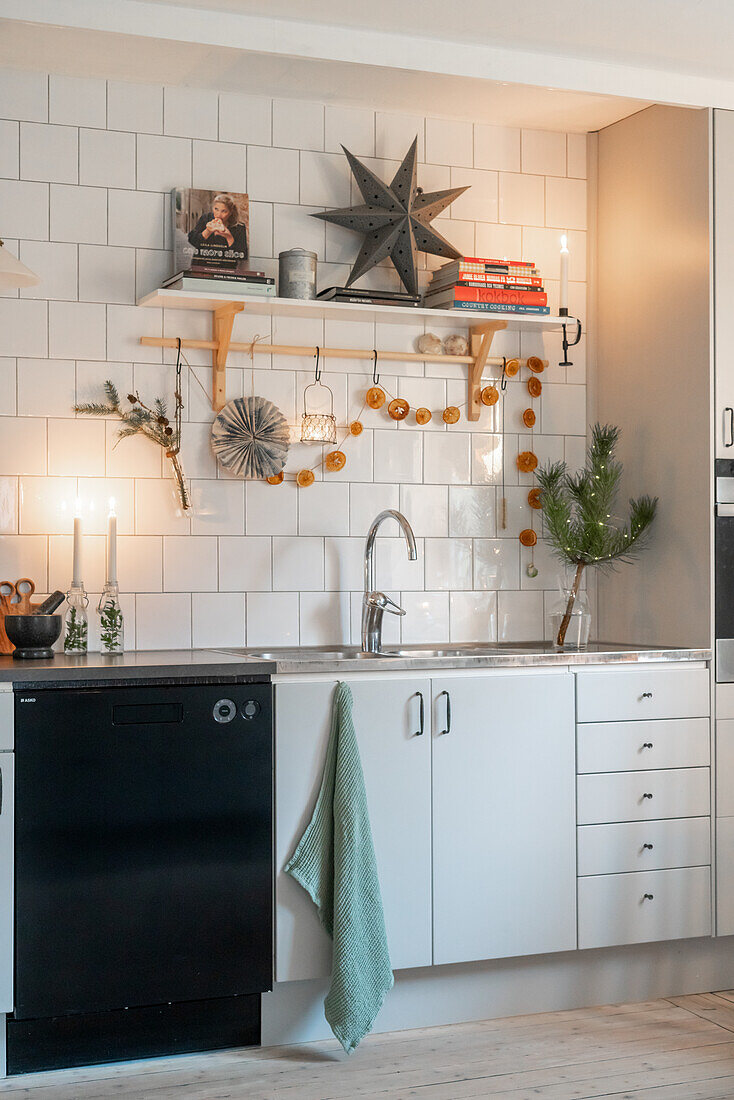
[560,319,583,367]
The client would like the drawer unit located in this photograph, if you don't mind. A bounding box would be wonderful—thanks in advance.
[577,817,711,876]
[576,668,709,723]
[577,718,710,774]
[577,767,710,825]
[578,866,712,949]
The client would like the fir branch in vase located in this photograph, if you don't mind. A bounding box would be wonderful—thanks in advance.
[535,423,658,648]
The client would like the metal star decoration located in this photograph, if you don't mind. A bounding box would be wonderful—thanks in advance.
[311,137,469,297]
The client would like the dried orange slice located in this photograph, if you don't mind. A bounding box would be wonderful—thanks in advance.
[296,469,315,488]
[442,405,460,424]
[349,420,363,436]
[388,398,409,421]
[528,487,543,510]
[519,528,537,547]
[480,385,499,406]
[517,450,538,473]
[526,356,545,374]
[366,386,386,409]
[325,450,346,472]
[522,408,536,428]
[415,407,432,425]
[267,471,284,485]
[527,377,542,398]
[505,358,520,377]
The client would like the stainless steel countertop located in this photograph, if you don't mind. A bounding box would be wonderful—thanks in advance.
[0,649,275,686]
[216,642,712,676]
[0,643,710,686]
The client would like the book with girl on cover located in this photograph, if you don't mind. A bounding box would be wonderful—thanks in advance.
[173,188,250,277]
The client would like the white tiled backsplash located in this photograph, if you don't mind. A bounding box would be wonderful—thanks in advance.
[0,70,587,650]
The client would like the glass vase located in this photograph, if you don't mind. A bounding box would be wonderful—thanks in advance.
[63,583,89,654]
[98,583,124,654]
[548,567,591,651]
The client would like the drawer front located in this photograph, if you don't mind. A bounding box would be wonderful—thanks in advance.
[0,692,11,752]
[577,768,710,824]
[577,718,710,774]
[578,866,712,949]
[576,668,709,723]
[578,817,711,876]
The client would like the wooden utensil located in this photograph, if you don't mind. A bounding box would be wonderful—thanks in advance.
[0,583,16,655]
[14,578,35,615]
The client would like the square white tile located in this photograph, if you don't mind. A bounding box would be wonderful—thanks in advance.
[424,432,470,485]
[135,478,191,535]
[0,70,48,123]
[325,106,374,157]
[192,140,247,191]
[273,203,325,260]
[117,535,163,591]
[425,118,473,167]
[78,245,136,305]
[219,535,272,591]
[136,592,191,649]
[18,241,77,301]
[273,99,323,152]
[375,112,424,162]
[0,120,19,179]
[474,124,520,173]
[108,81,163,134]
[0,179,48,241]
[246,479,297,535]
[299,591,351,646]
[49,184,106,245]
[48,302,106,361]
[246,591,299,646]
[18,476,76,534]
[192,591,245,648]
[136,134,192,192]
[567,133,588,179]
[449,485,495,538]
[106,421,162,479]
[0,419,46,476]
[218,93,271,146]
[49,75,106,129]
[247,146,299,204]
[78,476,135,536]
[424,537,472,590]
[49,532,106,593]
[497,589,544,641]
[273,535,323,590]
[474,222,523,262]
[324,536,364,591]
[109,189,165,249]
[107,304,162,364]
[349,482,399,536]
[450,591,497,643]
[20,122,77,184]
[0,300,47,358]
[0,477,18,534]
[164,535,218,591]
[79,129,136,189]
[49,418,106,477]
[448,167,498,223]
[499,172,545,226]
[17,358,75,417]
[373,429,422,484]
[473,538,519,590]
[521,129,567,176]
[298,482,349,536]
[164,86,219,140]
[299,150,351,208]
[0,535,48,591]
[190,479,245,535]
[545,176,587,231]
[398,484,448,537]
[400,591,449,644]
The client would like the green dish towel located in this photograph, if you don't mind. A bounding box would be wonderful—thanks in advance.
[285,681,394,1054]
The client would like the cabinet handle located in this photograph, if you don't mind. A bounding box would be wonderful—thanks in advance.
[414,691,424,737]
[440,690,451,735]
[640,692,653,699]
[0,765,2,815]
[726,407,734,448]
[643,893,654,901]
[642,792,654,799]
[642,742,654,749]
[643,843,654,850]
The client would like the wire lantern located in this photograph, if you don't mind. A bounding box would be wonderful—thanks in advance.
[300,347,337,444]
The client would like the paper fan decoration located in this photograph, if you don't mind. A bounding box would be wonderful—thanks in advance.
[211,396,290,479]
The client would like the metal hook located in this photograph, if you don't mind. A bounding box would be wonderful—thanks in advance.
[500,356,508,392]
[559,320,582,367]
[372,349,380,387]
[314,346,321,382]
[175,336,182,371]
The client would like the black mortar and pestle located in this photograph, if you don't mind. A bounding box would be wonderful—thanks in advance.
[5,591,65,659]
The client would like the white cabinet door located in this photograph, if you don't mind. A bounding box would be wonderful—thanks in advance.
[432,671,576,966]
[0,753,13,1012]
[275,678,432,982]
[715,110,734,456]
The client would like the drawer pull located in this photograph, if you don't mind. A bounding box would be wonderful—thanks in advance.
[643,893,654,901]
[642,792,654,799]
[641,692,653,699]
[642,742,654,749]
[643,843,654,850]
[414,691,425,737]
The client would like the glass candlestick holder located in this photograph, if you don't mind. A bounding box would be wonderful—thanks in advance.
[98,582,124,654]
[64,582,89,654]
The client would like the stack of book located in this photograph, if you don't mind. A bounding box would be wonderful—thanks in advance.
[424,257,550,315]
[162,270,276,297]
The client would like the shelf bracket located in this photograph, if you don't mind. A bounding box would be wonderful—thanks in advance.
[212,302,244,411]
[467,320,508,421]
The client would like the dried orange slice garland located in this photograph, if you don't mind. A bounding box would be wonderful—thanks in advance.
[527,377,542,398]
[415,407,432,425]
[517,451,538,473]
[527,487,543,509]
[267,472,284,485]
[442,406,460,424]
[505,358,520,377]
[388,398,409,421]
[526,356,544,374]
[366,386,386,409]
[349,421,363,436]
[522,408,536,428]
[296,469,315,488]
[325,450,346,472]
[519,528,537,547]
[481,385,499,406]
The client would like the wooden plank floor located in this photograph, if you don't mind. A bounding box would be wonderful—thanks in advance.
[4,993,734,1099]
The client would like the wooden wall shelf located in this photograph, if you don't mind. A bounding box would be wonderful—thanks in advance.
[137,289,580,416]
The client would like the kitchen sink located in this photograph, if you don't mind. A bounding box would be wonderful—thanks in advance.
[229,642,555,663]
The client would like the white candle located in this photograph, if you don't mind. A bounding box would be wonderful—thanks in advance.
[559,234,569,314]
[72,498,82,586]
[107,497,117,585]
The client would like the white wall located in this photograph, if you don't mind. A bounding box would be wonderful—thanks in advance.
[0,70,587,650]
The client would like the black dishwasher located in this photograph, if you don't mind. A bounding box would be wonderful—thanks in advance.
[7,679,273,1074]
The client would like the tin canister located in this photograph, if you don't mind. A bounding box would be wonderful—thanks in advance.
[279,248,317,300]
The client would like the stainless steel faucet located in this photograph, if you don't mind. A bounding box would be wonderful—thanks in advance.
[361,509,417,653]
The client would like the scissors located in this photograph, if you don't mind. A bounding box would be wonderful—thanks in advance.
[0,578,35,615]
